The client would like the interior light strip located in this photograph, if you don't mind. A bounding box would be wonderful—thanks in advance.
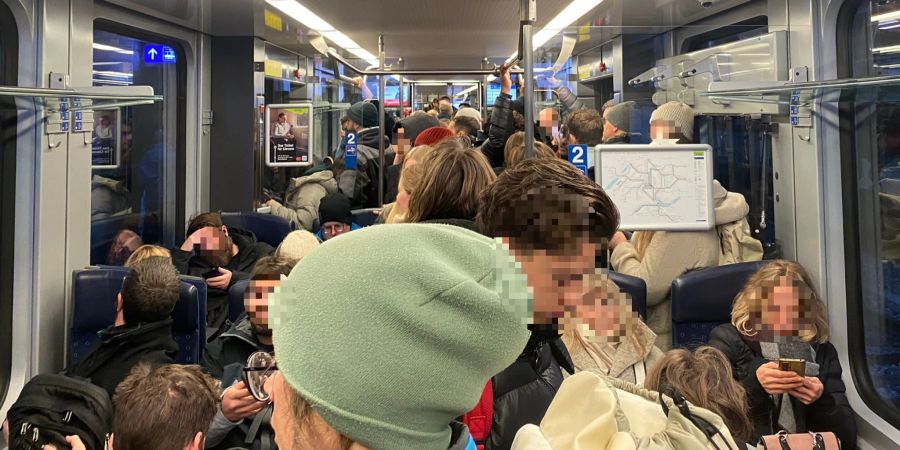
[506,0,604,63]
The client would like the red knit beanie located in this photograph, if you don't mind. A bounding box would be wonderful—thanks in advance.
[414,126,454,147]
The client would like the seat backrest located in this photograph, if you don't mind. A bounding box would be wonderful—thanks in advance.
[607,271,647,320]
[351,208,381,228]
[70,268,207,365]
[670,261,768,348]
[220,212,293,248]
[228,279,251,324]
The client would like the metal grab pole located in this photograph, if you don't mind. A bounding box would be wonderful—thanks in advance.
[377,35,387,207]
[521,0,536,160]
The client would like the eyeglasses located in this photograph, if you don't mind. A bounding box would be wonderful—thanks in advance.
[242,351,278,402]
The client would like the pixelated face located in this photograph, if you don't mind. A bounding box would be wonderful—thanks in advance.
[514,240,599,324]
[246,279,279,336]
[194,226,234,267]
[539,108,557,131]
[322,222,350,241]
[393,128,411,158]
[759,276,810,336]
[568,275,635,341]
[650,119,684,141]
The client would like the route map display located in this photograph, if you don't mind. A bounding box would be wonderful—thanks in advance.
[595,144,715,231]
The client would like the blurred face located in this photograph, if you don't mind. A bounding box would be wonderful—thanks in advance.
[438,99,451,109]
[322,222,351,241]
[245,279,279,336]
[279,115,287,124]
[539,108,556,133]
[100,116,110,127]
[194,226,234,267]
[760,276,805,336]
[512,239,599,325]
[393,128,411,159]
[567,277,633,342]
[109,229,143,264]
[650,119,685,141]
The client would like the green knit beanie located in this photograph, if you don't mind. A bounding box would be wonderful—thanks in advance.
[272,223,532,450]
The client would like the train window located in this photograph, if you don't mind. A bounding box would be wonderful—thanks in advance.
[682,16,768,53]
[0,0,16,408]
[90,26,186,265]
[840,0,900,426]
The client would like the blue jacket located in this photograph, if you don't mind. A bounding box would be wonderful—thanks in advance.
[315,222,362,241]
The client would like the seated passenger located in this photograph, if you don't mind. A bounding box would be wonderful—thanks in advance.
[265,165,339,232]
[649,100,696,143]
[266,224,530,450]
[474,158,620,449]
[65,256,180,396]
[561,273,663,384]
[503,131,558,171]
[404,138,496,231]
[603,101,636,144]
[91,174,132,219]
[708,260,858,448]
[315,193,360,242]
[173,212,274,334]
[386,113,441,203]
[107,228,143,266]
[204,257,297,449]
[274,229,321,264]
[124,244,170,267]
[382,145,437,224]
[609,179,759,350]
[337,101,393,208]
[111,364,219,450]
[644,346,755,449]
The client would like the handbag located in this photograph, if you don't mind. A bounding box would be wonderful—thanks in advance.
[758,431,840,450]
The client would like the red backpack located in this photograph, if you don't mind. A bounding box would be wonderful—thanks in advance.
[462,380,494,450]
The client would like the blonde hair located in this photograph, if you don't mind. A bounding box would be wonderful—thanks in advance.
[406,138,496,223]
[386,145,436,224]
[730,260,830,343]
[124,245,171,268]
[644,347,754,444]
[503,131,557,169]
[564,275,647,368]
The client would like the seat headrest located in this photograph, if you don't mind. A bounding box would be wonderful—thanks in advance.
[172,282,199,333]
[606,271,647,320]
[671,261,767,322]
[72,268,129,332]
[220,212,293,247]
[228,279,251,323]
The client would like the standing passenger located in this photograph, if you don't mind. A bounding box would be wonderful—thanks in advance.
[337,101,393,208]
[602,101,636,144]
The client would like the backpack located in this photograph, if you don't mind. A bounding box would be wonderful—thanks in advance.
[717,217,764,265]
[6,374,112,450]
[462,380,494,450]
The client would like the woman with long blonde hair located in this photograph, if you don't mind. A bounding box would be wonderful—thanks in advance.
[561,273,663,385]
[381,144,435,224]
[708,260,857,448]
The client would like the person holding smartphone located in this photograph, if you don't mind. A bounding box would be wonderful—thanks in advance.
[708,260,858,448]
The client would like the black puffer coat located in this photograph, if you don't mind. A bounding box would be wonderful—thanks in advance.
[480,93,516,170]
[708,324,857,449]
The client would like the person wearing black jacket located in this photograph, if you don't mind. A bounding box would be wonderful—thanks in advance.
[203,257,296,450]
[708,260,857,449]
[475,158,620,450]
[171,212,273,337]
[66,256,180,397]
[480,66,517,170]
[337,101,394,208]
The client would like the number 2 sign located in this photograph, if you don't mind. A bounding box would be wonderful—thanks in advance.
[568,144,588,175]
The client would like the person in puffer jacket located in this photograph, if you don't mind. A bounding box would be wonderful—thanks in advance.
[475,158,621,450]
[265,168,338,231]
[480,66,517,170]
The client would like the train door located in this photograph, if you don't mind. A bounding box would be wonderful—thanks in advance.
[0,0,16,409]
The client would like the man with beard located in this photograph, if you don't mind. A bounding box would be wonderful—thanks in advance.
[202,256,293,450]
[172,212,274,337]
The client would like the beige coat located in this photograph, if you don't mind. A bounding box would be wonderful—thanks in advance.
[610,181,750,350]
[562,320,664,385]
[268,170,338,231]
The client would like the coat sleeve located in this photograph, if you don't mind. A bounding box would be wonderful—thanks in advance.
[555,85,583,112]
[708,325,771,412]
[481,94,514,169]
[205,408,241,448]
[267,185,325,232]
[806,343,858,449]
[610,231,717,307]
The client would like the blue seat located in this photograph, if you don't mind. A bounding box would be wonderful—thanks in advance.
[351,208,381,227]
[70,268,207,365]
[607,270,647,320]
[220,212,293,248]
[670,261,767,348]
[228,279,251,324]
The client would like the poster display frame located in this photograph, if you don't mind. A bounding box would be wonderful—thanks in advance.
[265,102,315,168]
[91,108,121,170]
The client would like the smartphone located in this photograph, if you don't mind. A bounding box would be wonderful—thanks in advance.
[202,268,223,279]
[777,358,807,376]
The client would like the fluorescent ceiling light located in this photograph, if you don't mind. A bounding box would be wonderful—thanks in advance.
[266,0,378,67]
[506,0,604,63]
[93,43,134,55]
[872,10,900,23]
[873,44,900,54]
[455,86,478,97]
[412,80,479,85]
[92,70,134,78]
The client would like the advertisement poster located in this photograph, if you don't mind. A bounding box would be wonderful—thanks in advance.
[265,103,313,167]
[91,109,119,169]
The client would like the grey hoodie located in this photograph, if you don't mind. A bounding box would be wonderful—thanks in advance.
[610,180,751,350]
[268,170,338,231]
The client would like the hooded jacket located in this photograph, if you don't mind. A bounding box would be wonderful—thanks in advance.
[338,127,394,208]
[171,229,274,334]
[708,324,857,448]
[480,93,516,169]
[610,181,750,350]
[562,319,664,385]
[267,170,338,231]
[65,319,178,397]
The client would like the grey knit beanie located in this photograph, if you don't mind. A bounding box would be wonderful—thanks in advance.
[605,101,635,133]
[649,101,695,141]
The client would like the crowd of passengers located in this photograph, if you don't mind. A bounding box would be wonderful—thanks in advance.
[3,66,858,450]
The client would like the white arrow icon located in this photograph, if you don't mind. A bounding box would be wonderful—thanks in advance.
[147,48,158,60]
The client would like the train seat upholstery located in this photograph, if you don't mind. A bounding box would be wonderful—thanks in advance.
[228,279,251,324]
[670,261,767,348]
[607,270,648,320]
[352,208,381,227]
[70,267,206,365]
[220,212,293,248]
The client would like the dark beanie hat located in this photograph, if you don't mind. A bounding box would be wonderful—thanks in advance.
[415,126,455,147]
[399,114,441,145]
[318,193,353,226]
[348,101,379,128]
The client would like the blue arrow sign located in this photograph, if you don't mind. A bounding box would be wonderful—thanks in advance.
[144,45,176,64]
